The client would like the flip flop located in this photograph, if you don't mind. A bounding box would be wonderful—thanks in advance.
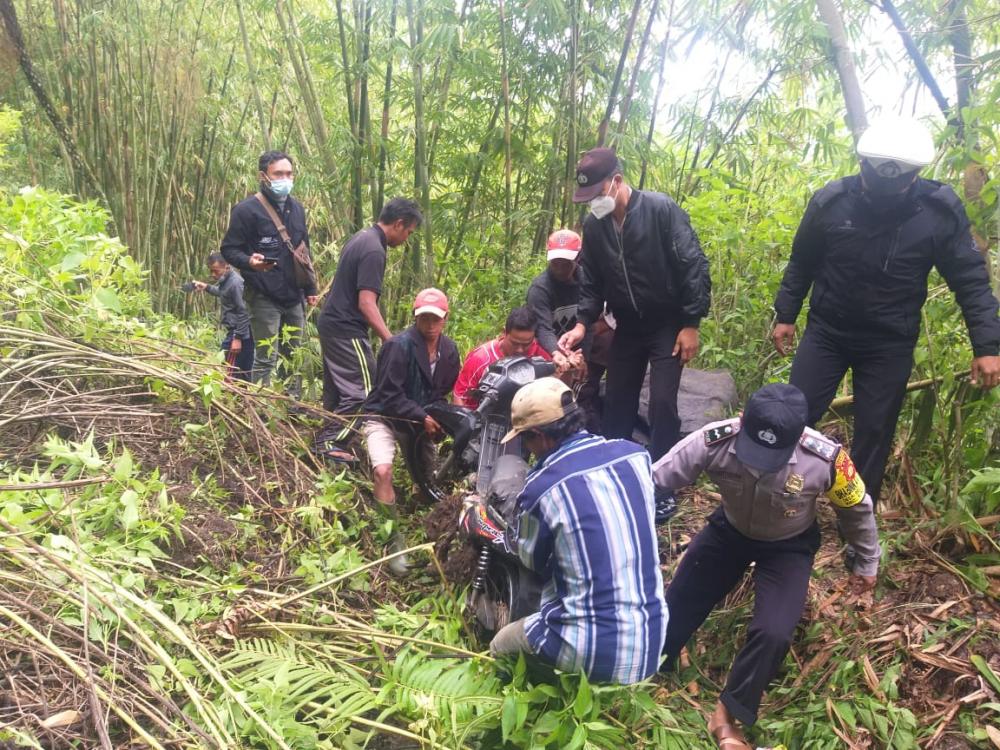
[707,714,753,750]
[315,447,357,465]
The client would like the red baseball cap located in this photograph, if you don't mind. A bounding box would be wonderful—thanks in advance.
[413,287,449,318]
[546,229,581,261]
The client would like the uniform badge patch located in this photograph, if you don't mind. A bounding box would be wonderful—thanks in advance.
[828,449,866,508]
[783,507,799,518]
[784,473,804,494]
[704,420,740,446]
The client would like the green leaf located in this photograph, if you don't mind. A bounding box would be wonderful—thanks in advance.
[971,654,1000,694]
[501,694,518,742]
[565,723,587,750]
[573,677,592,719]
[120,488,140,530]
[93,287,122,313]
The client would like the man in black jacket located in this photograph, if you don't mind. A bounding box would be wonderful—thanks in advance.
[361,288,460,509]
[773,118,1000,508]
[220,151,318,391]
[525,229,586,382]
[558,147,712,475]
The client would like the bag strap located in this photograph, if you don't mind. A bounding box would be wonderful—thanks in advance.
[254,192,295,253]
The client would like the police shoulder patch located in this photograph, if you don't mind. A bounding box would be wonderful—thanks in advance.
[704,419,740,446]
[799,432,839,462]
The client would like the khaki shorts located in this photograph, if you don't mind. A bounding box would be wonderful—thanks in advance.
[362,419,398,467]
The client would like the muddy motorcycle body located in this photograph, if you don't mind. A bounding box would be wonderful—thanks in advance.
[467,453,543,637]
[401,354,551,637]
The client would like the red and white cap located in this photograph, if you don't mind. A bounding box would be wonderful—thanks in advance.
[413,287,449,318]
[546,229,582,261]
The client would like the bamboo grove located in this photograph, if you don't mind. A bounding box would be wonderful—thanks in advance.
[1,0,996,318]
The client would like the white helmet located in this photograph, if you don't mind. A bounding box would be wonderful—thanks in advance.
[856,117,935,178]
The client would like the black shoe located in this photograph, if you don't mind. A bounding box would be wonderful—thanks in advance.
[654,489,677,524]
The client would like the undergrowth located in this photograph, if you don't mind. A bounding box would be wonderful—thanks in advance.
[1,161,999,750]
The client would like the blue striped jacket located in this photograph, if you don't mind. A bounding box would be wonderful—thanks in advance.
[509,432,667,684]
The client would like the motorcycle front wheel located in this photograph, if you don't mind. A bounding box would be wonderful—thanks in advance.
[403,429,461,504]
[469,563,517,643]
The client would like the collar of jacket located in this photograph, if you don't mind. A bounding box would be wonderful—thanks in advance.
[404,324,437,381]
[596,187,642,225]
[847,174,924,226]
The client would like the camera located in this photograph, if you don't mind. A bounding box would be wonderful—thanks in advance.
[180,281,195,293]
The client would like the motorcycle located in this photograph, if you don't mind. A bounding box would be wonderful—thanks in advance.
[401,354,553,637]
[465,452,543,636]
[402,354,555,502]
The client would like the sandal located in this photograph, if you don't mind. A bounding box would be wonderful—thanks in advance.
[314,447,357,465]
[707,714,753,750]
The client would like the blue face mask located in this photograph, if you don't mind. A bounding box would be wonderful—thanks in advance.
[267,178,293,198]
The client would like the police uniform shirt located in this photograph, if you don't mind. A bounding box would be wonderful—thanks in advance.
[652,418,881,576]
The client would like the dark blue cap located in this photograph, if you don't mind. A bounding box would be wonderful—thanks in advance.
[734,383,808,473]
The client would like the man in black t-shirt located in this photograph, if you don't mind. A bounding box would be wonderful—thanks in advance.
[315,198,423,462]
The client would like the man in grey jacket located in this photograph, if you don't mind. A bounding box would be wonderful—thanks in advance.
[191,254,253,382]
[652,383,879,749]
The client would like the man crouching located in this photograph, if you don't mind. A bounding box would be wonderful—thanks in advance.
[653,383,880,749]
[460,377,667,684]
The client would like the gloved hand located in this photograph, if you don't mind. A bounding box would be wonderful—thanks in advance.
[458,495,505,544]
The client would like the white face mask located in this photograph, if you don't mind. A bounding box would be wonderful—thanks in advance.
[589,180,618,219]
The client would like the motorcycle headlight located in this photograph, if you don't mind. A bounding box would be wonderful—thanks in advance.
[507,360,535,386]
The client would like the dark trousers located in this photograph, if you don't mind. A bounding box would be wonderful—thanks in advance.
[578,362,605,434]
[316,327,376,448]
[603,321,682,461]
[789,321,914,507]
[663,508,819,726]
[221,332,254,382]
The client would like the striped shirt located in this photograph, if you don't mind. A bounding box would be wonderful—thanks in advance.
[509,432,667,684]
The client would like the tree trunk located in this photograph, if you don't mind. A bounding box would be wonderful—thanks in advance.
[236,0,269,149]
[0,0,103,201]
[596,0,642,147]
[560,0,580,224]
[639,0,674,190]
[375,0,399,219]
[815,0,868,142]
[334,0,363,230]
[427,0,473,175]
[498,0,514,284]
[616,0,658,136]
[442,97,502,270]
[406,0,432,285]
[946,0,990,254]
[274,0,340,215]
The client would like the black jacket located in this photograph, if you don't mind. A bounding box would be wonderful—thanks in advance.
[219,192,317,305]
[775,175,1000,356]
[578,189,711,329]
[526,267,583,354]
[364,325,461,426]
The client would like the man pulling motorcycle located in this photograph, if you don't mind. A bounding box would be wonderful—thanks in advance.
[459,377,667,685]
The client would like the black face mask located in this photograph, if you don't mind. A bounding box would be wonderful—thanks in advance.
[860,160,917,213]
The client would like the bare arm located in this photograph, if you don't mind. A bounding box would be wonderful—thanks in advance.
[359,289,391,342]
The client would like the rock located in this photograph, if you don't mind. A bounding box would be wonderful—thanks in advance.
[637,367,739,434]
